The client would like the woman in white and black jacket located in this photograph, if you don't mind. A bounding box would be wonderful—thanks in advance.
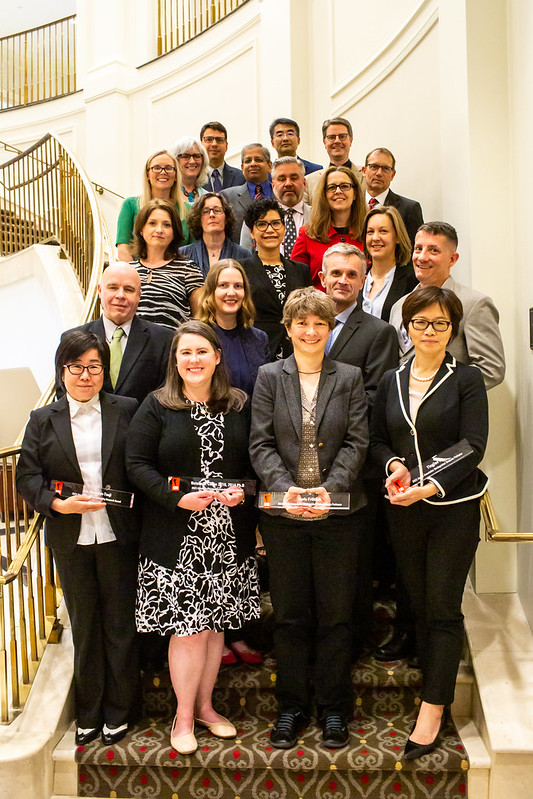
[370,285,488,761]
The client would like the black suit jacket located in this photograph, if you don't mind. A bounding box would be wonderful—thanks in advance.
[16,392,140,553]
[384,189,424,247]
[329,303,399,410]
[56,315,173,403]
[203,162,246,191]
[370,353,488,504]
[239,253,312,359]
[250,355,368,515]
[377,264,419,323]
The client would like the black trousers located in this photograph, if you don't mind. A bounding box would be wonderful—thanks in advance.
[260,511,364,720]
[53,540,140,729]
[386,499,480,706]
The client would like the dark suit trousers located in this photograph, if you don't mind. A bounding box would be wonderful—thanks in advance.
[53,540,140,728]
[386,499,480,705]
[261,511,364,719]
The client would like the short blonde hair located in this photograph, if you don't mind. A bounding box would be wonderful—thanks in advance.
[282,287,336,330]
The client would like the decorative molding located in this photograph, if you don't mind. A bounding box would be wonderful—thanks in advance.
[329,0,438,115]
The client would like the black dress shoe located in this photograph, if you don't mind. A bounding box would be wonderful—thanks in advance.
[321,715,349,749]
[403,712,446,760]
[75,726,101,746]
[270,712,308,749]
[374,630,415,662]
[101,723,128,746]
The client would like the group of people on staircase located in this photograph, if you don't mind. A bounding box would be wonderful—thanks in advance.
[16,114,505,763]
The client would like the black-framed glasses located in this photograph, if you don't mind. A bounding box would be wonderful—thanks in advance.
[409,319,452,332]
[325,182,354,194]
[149,165,176,174]
[365,163,394,174]
[325,133,349,142]
[201,207,225,216]
[255,219,284,231]
[64,363,104,375]
[178,153,203,162]
[202,136,226,144]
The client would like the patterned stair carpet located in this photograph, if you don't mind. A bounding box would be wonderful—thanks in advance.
[75,646,470,798]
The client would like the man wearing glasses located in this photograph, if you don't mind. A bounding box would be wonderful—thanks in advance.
[304,117,363,205]
[269,117,322,175]
[221,143,273,242]
[362,148,424,246]
[200,121,245,191]
[389,222,505,390]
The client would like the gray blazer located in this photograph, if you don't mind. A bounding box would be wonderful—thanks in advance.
[388,275,506,390]
[249,355,368,515]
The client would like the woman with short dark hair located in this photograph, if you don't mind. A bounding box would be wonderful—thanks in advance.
[127,321,260,755]
[17,331,140,747]
[370,285,488,760]
[179,193,251,277]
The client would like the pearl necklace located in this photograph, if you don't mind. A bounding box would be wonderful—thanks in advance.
[410,360,439,382]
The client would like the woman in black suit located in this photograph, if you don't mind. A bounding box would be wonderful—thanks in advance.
[240,198,312,360]
[126,321,260,755]
[250,287,368,751]
[16,331,140,746]
[370,286,488,759]
[361,205,418,322]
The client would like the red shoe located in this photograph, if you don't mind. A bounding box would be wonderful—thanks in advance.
[221,648,238,665]
[229,641,263,665]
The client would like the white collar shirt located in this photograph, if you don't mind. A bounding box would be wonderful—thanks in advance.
[362,267,396,319]
[102,316,133,354]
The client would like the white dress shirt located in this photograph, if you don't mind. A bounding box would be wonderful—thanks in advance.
[362,267,396,319]
[67,392,116,545]
[365,189,389,207]
[102,316,132,355]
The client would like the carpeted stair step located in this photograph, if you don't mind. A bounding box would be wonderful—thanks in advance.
[75,655,470,798]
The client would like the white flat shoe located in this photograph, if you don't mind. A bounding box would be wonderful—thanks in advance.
[195,715,237,739]
[170,716,198,754]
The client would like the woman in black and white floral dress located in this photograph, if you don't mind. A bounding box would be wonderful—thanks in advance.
[240,198,312,360]
[126,321,260,755]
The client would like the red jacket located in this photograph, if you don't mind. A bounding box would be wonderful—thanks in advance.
[290,226,363,290]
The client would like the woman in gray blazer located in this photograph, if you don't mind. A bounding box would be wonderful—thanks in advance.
[249,287,368,751]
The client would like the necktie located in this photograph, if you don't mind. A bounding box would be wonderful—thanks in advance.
[212,169,222,193]
[254,184,263,199]
[368,197,378,210]
[283,208,297,257]
[109,327,125,389]
[324,320,341,356]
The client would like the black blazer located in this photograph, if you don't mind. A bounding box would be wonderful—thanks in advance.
[328,303,399,410]
[377,264,419,323]
[240,253,312,360]
[249,355,368,515]
[370,353,488,504]
[203,163,246,191]
[385,189,424,247]
[126,395,258,569]
[56,315,174,403]
[16,393,140,553]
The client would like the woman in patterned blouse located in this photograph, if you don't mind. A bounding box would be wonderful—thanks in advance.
[132,199,204,329]
[240,198,312,360]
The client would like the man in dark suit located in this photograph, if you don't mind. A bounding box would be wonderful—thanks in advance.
[221,143,273,242]
[320,243,398,656]
[200,121,245,191]
[57,262,173,403]
[362,148,424,246]
[269,117,322,175]
[303,117,364,204]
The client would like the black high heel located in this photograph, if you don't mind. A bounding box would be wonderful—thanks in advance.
[403,708,447,760]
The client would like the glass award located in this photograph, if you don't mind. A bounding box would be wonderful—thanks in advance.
[51,480,134,508]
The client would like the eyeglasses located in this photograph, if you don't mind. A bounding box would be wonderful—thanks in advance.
[273,130,297,138]
[325,133,350,142]
[409,319,452,332]
[255,219,284,231]
[325,182,354,194]
[202,136,226,144]
[178,153,203,162]
[149,165,177,174]
[365,163,394,174]
[201,207,225,216]
[64,363,104,375]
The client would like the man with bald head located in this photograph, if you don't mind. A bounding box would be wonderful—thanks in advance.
[56,262,173,403]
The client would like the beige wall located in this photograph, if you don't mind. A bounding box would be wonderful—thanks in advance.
[0,0,524,601]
